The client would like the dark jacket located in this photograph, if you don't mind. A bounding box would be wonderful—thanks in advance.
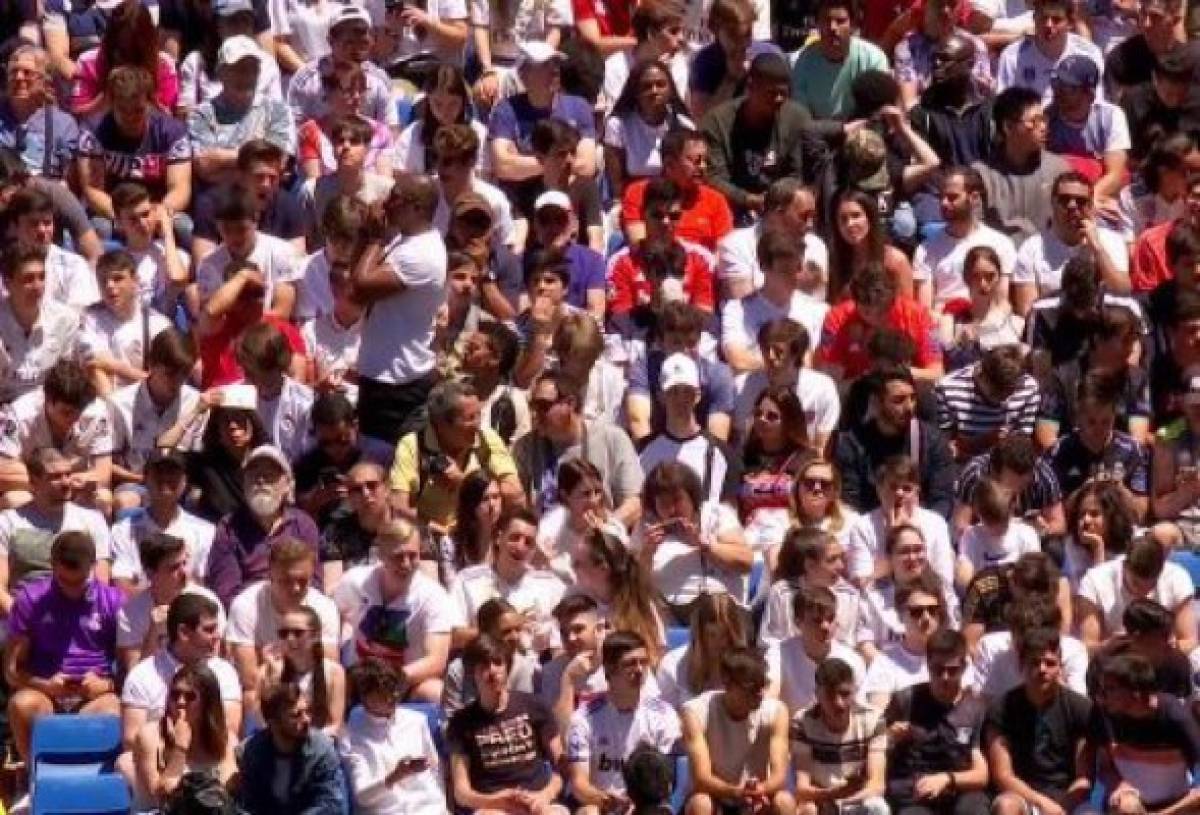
[834,418,957,519]
[238,728,348,815]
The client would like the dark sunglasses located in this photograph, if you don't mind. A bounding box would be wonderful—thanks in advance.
[278,627,313,640]
[1055,193,1091,208]
[170,688,198,703]
[906,603,941,619]
[802,477,834,491]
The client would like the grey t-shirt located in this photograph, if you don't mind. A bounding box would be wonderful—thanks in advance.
[511,419,645,515]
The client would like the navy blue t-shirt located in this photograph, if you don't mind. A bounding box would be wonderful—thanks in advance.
[78,111,191,198]
[487,92,596,154]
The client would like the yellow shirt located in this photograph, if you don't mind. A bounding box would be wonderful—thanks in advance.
[389,425,518,528]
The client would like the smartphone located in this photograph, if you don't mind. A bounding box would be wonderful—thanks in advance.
[400,756,429,772]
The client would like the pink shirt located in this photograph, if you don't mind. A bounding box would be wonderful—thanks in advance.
[71,50,180,115]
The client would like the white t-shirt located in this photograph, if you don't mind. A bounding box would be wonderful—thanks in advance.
[766,638,865,715]
[630,501,748,606]
[717,226,829,300]
[433,179,516,249]
[357,229,447,385]
[859,579,961,649]
[758,578,864,648]
[995,34,1104,104]
[294,249,336,323]
[1078,557,1194,635]
[338,705,446,814]
[1013,226,1129,295]
[77,305,171,387]
[0,298,81,405]
[733,368,840,442]
[117,582,227,650]
[256,376,314,461]
[194,232,303,306]
[601,50,690,110]
[107,380,204,472]
[268,0,342,64]
[971,630,1089,699]
[603,110,694,178]
[912,223,1017,307]
[957,519,1041,573]
[121,648,242,720]
[1048,99,1132,157]
[447,563,565,651]
[333,565,455,666]
[862,641,932,698]
[468,0,573,64]
[301,313,362,404]
[0,389,115,464]
[0,501,112,560]
[129,242,190,314]
[110,508,216,585]
[41,244,100,310]
[845,507,955,590]
[392,119,491,176]
[225,580,341,648]
[364,0,469,62]
[639,432,728,505]
[720,290,829,356]
[566,695,682,795]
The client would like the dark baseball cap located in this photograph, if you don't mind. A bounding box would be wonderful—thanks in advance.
[1052,55,1099,89]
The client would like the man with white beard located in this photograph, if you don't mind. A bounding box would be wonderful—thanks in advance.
[205,445,321,609]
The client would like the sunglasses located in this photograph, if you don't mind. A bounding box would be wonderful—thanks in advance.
[648,209,684,222]
[802,477,834,492]
[754,409,782,422]
[1055,193,1091,207]
[278,627,313,640]
[906,603,941,619]
[929,662,965,677]
[530,397,561,413]
[348,480,382,495]
[170,688,198,703]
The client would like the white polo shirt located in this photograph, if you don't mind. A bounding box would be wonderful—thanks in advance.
[0,297,81,405]
[107,380,205,472]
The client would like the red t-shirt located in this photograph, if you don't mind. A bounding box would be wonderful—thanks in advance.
[605,240,716,315]
[1131,219,1175,293]
[621,180,735,252]
[571,0,633,35]
[199,314,307,389]
[816,297,941,380]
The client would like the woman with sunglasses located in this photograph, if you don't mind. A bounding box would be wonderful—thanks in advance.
[257,606,346,737]
[394,64,489,176]
[657,592,749,708]
[603,58,693,196]
[784,456,859,569]
[572,528,665,663]
[298,64,393,180]
[737,386,812,559]
[862,569,959,710]
[129,664,236,811]
[858,523,960,664]
[537,458,627,582]
[758,527,864,648]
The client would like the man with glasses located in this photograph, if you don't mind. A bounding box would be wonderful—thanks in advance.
[513,371,644,526]
[909,36,995,174]
[882,629,990,815]
[623,129,733,252]
[972,86,1070,245]
[316,461,391,590]
[566,631,681,815]
[1011,171,1130,314]
[6,531,122,763]
[983,624,1091,794]
[332,518,453,703]
[354,173,447,445]
[225,537,339,721]
[607,176,717,335]
[120,589,241,747]
[681,646,797,815]
[206,445,320,609]
[0,44,79,183]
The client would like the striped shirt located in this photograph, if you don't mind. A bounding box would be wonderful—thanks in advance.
[954,453,1063,514]
[791,704,886,789]
[934,364,1040,443]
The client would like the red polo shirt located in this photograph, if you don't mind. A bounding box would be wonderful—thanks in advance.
[816,297,941,380]
[621,179,734,252]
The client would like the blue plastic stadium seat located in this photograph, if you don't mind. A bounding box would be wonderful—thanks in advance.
[1171,552,1200,598]
[666,627,690,652]
[30,715,122,777]
[32,773,131,815]
[671,753,690,814]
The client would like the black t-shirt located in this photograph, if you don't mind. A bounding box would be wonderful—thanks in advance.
[1087,694,1200,808]
[192,185,306,243]
[318,510,376,568]
[884,683,986,804]
[1086,639,1193,699]
[1106,35,1157,93]
[961,564,1012,632]
[447,691,558,795]
[158,0,271,57]
[1121,81,1200,161]
[984,687,1092,802]
[1040,358,1151,434]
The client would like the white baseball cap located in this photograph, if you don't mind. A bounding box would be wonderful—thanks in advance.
[219,383,258,412]
[516,41,566,71]
[218,36,262,68]
[660,353,700,391]
[243,445,292,478]
[534,190,572,212]
[330,4,372,30]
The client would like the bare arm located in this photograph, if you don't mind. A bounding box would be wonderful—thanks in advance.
[491,139,544,182]
[352,241,407,303]
[682,706,742,800]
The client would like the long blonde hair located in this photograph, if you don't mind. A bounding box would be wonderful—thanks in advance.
[581,529,663,665]
[791,454,849,534]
